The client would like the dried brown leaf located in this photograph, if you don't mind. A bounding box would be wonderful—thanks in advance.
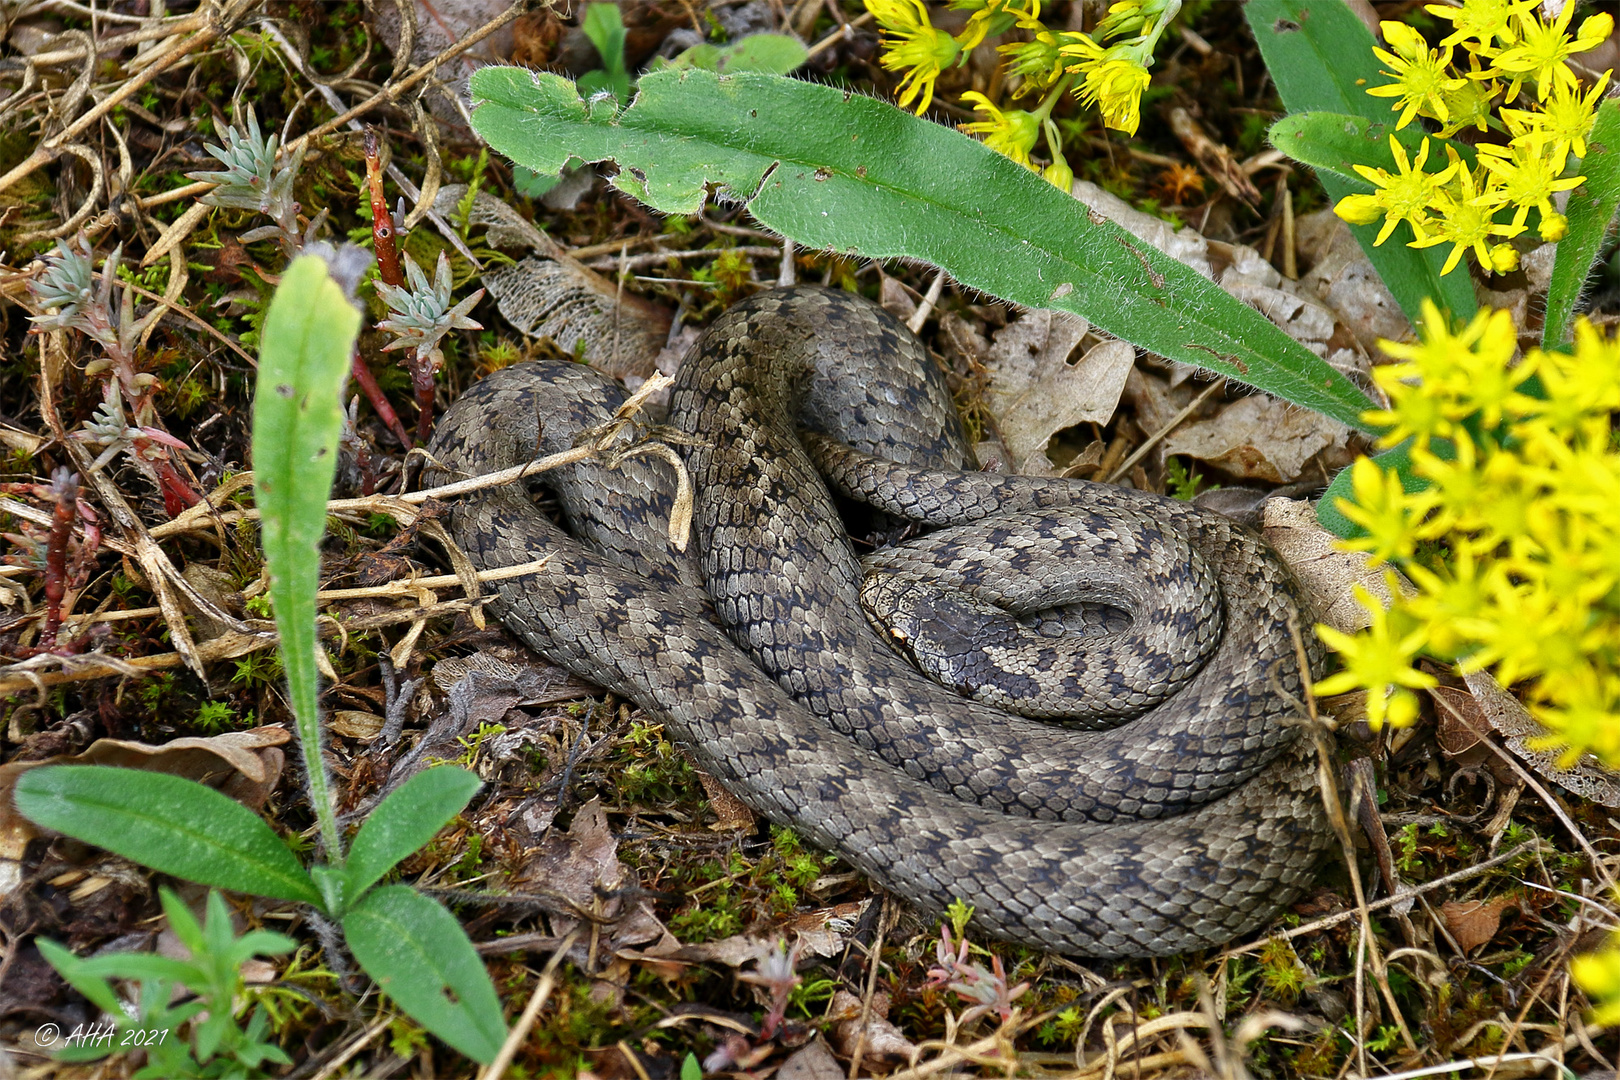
[983,313,1133,473]
[1440,895,1515,953]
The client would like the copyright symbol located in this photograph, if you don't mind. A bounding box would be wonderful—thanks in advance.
[35,1023,59,1045]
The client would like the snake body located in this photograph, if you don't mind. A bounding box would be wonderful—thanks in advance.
[428,286,1332,957]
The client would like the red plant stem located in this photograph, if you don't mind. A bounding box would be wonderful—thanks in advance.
[365,128,404,289]
[39,469,77,651]
[412,354,437,446]
[152,454,203,518]
[352,351,414,449]
[362,127,415,449]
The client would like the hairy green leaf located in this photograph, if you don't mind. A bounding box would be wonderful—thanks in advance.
[343,767,482,905]
[1545,100,1620,348]
[13,766,322,906]
[469,66,1379,432]
[253,254,362,859]
[1248,0,1476,329]
[344,886,505,1064]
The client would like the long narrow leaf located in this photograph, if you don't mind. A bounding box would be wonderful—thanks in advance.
[253,255,362,859]
[343,886,506,1064]
[1247,0,1476,328]
[1545,100,1620,348]
[343,767,481,905]
[470,67,1379,433]
[13,766,322,906]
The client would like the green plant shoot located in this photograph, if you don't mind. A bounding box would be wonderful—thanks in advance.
[253,253,360,859]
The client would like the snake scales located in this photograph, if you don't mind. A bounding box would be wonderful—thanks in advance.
[427,286,1333,957]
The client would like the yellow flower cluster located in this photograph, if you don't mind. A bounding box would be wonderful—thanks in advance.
[864,0,1181,188]
[1336,2,1612,276]
[1319,300,1620,763]
[1574,946,1620,1028]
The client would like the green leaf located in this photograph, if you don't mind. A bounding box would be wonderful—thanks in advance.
[254,254,363,860]
[36,938,128,1019]
[343,886,506,1064]
[716,34,807,74]
[512,165,563,199]
[1545,100,1620,348]
[1268,111,1478,183]
[682,1052,703,1080]
[13,766,323,906]
[1248,0,1476,329]
[663,34,808,75]
[343,767,482,906]
[470,67,1379,432]
[580,2,630,102]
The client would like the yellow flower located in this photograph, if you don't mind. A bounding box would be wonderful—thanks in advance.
[1337,135,1457,246]
[950,0,1026,51]
[1315,581,1438,729]
[867,0,963,115]
[1492,4,1613,101]
[1333,456,1426,563]
[997,15,1078,95]
[1061,35,1151,135]
[1536,319,1620,429]
[1367,21,1467,128]
[1574,938,1620,1027]
[1410,153,1525,274]
[1326,309,1620,768]
[1432,71,1497,137]
[1403,549,1492,658]
[1425,0,1533,50]
[1475,135,1585,237]
[959,92,1041,167]
[1505,70,1611,162]
[1095,0,1178,42]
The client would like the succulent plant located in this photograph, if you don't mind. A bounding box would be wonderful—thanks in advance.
[27,239,98,333]
[376,252,483,362]
[187,109,304,236]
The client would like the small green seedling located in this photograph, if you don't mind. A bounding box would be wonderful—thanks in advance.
[38,889,294,1079]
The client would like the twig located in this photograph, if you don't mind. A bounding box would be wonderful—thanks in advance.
[1435,689,1619,893]
[1288,616,1417,1055]
[281,0,526,160]
[117,278,258,368]
[1354,1051,1569,1080]
[1222,841,1542,954]
[13,12,206,65]
[582,246,782,271]
[847,896,894,1080]
[477,933,579,1080]
[1105,378,1225,483]
[805,9,873,58]
[906,269,948,335]
[306,1012,397,1080]
[0,0,258,200]
[257,21,482,268]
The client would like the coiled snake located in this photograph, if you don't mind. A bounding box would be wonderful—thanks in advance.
[427,286,1332,957]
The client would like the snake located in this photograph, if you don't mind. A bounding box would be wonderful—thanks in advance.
[426,285,1333,957]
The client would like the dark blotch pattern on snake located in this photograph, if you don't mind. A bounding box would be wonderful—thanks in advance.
[426,286,1333,957]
